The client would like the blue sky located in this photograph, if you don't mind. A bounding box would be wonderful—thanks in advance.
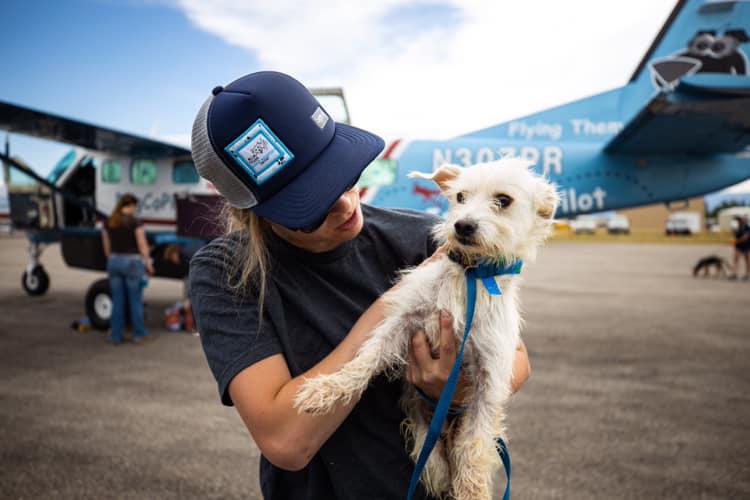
[1,0,260,173]
[1,0,684,178]
[4,0,746,204]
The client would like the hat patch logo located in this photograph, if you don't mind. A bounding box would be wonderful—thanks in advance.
[225,119,294,185]
[311,106,329,129]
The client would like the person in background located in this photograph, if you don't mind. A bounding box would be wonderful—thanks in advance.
[730,215,750,280]
[163,241,204,331]
[101,193,154,344]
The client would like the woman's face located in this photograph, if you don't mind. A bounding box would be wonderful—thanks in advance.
[270,186,364,253]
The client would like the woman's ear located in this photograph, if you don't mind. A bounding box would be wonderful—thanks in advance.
[407,164,462,192]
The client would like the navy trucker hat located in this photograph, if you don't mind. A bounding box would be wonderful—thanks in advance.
[191,71,384,229]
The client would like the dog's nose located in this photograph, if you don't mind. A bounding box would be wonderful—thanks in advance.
[454,220,477,238]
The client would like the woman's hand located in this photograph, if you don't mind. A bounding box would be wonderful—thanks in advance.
[510,339,530,394]
[406,309,531,405]
[145,260,155,276]
[422,243,449,267]
[406,310,468,404]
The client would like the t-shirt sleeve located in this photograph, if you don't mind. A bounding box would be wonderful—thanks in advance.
[188,240,282,406]
[391,208,441,262]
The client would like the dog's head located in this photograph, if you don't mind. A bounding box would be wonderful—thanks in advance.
[410,158,559,263]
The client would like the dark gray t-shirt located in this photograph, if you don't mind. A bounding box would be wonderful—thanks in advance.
[189,204,440,500]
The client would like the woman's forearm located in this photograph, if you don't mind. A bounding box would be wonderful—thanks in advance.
[101,231,111,258]
[135,227,150,261]
[229,296,389,470]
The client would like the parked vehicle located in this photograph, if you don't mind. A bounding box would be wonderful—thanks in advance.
[665,211,701,235]
[607,215,630,235]
[570,217,597,235]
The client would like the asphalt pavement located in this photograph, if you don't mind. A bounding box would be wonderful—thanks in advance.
[0,234,748,499]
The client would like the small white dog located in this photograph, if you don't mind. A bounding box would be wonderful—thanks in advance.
[294,158,558,499]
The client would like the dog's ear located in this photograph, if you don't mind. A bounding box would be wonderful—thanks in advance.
[535,180,559,219]
[408,164,462,192]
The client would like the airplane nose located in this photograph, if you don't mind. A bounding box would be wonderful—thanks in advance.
[454,220,477,238]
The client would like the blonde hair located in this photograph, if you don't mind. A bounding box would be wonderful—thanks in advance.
[223,203,270,320]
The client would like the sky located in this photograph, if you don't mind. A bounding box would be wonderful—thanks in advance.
[0,0,747,194]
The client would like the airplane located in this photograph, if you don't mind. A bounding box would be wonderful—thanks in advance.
[1,0,748,329]
[0,88,351,329]
[360,0,750,219]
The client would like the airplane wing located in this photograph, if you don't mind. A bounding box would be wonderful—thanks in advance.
[604,75,750,155]
[0,100,190,158]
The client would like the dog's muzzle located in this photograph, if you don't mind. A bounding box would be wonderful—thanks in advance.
[454,219,477,245]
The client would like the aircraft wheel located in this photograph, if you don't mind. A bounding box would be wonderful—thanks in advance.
[21,265,50,296]
[85,279,112,330]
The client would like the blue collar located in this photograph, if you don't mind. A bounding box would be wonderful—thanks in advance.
[449,251,523,296]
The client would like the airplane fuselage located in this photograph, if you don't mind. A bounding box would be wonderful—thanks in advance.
[370,137,750,218]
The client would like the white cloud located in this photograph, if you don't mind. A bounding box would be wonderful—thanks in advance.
[175,0,675,139]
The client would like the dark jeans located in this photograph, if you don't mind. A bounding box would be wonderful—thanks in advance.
[107,254,147,342]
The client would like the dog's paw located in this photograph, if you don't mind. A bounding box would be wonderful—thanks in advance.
[293,374,352,415]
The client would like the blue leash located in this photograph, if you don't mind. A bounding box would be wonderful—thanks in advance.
[406,259,522,500]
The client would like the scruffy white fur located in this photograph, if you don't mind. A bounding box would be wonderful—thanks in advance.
[294,158,559,499]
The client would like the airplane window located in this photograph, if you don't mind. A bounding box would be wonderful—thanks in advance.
[101,160,122,183]
[47,150,77,184]
[131,159,157,185]
[173,161,200,184]
[359,159,397,188]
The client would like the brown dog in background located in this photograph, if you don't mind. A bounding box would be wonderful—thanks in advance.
[692,255,732,278]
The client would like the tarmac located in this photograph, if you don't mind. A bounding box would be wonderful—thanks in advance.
[0,233,748,500]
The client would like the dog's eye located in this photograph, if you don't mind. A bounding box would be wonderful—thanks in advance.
[456,192,466,204]
[494,194,513,208]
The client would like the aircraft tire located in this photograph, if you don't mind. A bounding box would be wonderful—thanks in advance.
[86,279,112,330]
[21,266,50,296]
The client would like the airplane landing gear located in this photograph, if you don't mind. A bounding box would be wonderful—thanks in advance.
[21,242,49,296]
[22,265,50,296]
[85,279,112,330]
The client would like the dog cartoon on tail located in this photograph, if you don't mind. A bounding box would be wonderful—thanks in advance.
[294,158,559,499]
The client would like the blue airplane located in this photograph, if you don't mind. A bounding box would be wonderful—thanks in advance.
[0,0,748,329]
[359,0,750,218]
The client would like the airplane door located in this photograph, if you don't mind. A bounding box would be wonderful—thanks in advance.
[58,156,97,228]
[3,158,56,230]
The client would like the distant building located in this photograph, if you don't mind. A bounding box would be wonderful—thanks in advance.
[619,197,705,232]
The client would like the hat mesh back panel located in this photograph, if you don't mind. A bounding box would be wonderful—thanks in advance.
[191,96,258,209]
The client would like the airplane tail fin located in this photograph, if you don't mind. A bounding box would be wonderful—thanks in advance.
[630,0,750,93]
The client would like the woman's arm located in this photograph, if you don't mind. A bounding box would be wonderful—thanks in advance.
[134,226,154,275]
[101,229,111,258]
[228,295,390,471]
[229,246,451,471]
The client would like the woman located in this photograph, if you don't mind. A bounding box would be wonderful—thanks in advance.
[188,71,530,499]
[730,215,750,280]
[101,193,154,344]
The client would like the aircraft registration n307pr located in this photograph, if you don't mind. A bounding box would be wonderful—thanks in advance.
[0,0,749,329]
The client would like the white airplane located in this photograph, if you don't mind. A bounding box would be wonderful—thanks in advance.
[0,89,351,328]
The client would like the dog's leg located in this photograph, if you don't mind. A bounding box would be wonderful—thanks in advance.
[401,388,452,497]
[294,315,410,415]
[449,364,509,500]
